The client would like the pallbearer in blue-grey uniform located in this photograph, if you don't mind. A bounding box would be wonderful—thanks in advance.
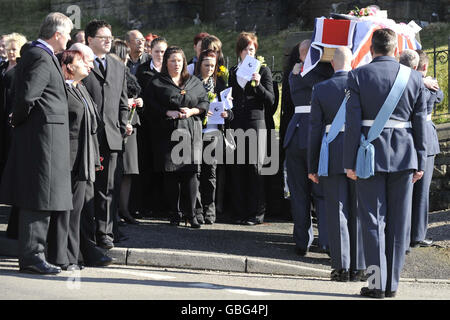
[284,40,334,256]
[308,47,366,282]
[410,50,443,248]
[344,29,427,298]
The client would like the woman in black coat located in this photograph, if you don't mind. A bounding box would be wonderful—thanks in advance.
[194,49,233,225]
[145,46,209,228]
[228,32,275,225]
[134,37,168,218]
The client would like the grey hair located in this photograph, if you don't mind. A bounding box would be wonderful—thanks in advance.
[38,12,73,40]
[69,42,94,59]
[399,49,420,69]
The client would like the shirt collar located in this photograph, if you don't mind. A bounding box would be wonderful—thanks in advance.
[150,60,160,73]
[37,39,55,55]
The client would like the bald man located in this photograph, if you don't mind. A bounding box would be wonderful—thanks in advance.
[284,39,334,256]
[307,47,366,282]
[126,29,150,75]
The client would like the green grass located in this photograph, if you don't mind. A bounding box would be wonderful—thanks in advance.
[1,2,447,126]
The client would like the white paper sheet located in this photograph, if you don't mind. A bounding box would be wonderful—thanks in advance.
[220,87,233,110]
[236,55,260,88]
[208,101,225,125]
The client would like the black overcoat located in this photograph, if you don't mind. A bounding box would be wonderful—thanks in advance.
[0,46,72,211]
[82,54,128,151]
[145,73,209,172]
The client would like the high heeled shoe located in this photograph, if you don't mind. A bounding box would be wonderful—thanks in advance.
[169,212,182,226]
[185,216,201,229]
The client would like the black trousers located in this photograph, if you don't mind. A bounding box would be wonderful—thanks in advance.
[196,134,218,222]
[18,209,53,268]
[229,163,266,223]
[164,171,198,219]
[94,136,120,242]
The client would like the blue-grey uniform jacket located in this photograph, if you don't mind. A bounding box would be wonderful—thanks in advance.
[308,71,349,175]
[343,56,427,173]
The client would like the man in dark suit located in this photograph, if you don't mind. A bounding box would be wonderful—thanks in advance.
[125,29,151,76]
[308,47,366,282]
[344,29,427,298]
[284,40,333,256]
[0,12,74,274]
[83,20,131,249]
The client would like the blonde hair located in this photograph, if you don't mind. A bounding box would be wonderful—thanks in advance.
[6,33,27,58]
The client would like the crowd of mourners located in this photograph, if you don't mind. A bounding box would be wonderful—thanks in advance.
[0,12,443,299]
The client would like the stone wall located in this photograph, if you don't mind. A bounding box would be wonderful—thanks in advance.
[49,0,449,34]
[431,123,450,211]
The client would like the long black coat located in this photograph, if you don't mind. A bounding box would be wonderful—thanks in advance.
[67,82,103,180]
[0,46,73,211]
[82,54,129,151]
[145,73,209,172]
[229,65,275,129]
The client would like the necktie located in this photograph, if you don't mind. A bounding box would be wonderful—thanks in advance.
[96,57,106,77]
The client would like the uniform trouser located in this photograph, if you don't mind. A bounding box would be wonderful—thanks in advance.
[48,210,77,266]
[410,155,435,243]
[356,170,413,292]
[285,143,328,250]
[197,133,219,222]
[164,171,199,219]
[321,175,365,271]
[94,144,120,242]
[18,209,53,268]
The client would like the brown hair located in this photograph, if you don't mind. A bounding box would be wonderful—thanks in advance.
[59,50,83,77]
[200,35,225,67]
[194,49,218,84]
[371,28,397,56]
[236,32,258,59]
[193,32,209,45]
[161,46,190,85]
[416,49,429,71]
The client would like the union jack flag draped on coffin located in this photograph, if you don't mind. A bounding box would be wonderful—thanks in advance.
[301,17,422,76]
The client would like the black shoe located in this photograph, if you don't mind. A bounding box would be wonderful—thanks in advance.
[85,255,115,267]
[295,247,308,257]
[131,211,144,219]
[185,216,201,229]
[169,212,182,226]
[244,217,262,226]
[98,238,114,250]
[120,211,140,225]
[360,287,385,299]
[204,218,214,225]
[196,214,205,224]
[405,248,411,255]
[331,269,350,282]
[385,290,397,298]
[20,261,62,275]
[410,238,433,248]
[350,270,369,282]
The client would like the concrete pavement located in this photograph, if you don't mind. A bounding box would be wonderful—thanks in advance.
[0,205,449,282]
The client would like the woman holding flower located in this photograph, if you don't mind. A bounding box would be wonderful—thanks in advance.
[145,46,209,228]
[194,49,233,224]
[228,32,275,225]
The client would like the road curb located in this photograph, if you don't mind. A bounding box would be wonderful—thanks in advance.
[125,248,247,273]
[2,236,450,283]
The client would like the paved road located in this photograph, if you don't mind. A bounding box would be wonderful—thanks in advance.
[1,257,449,302]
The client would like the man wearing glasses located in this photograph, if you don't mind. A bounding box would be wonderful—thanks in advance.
[125,30,151,76]
[83,19,132,252]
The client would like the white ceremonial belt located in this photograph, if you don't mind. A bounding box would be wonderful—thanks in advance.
[426,114,432,121]
[295,105,311,113]
[361,119,412,128]
[325,125,345,133]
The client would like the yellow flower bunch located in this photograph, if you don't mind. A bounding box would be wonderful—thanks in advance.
[251,56,267,87]
[217,65,229,85]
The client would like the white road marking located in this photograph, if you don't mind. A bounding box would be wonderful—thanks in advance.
[106,268,176,280]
